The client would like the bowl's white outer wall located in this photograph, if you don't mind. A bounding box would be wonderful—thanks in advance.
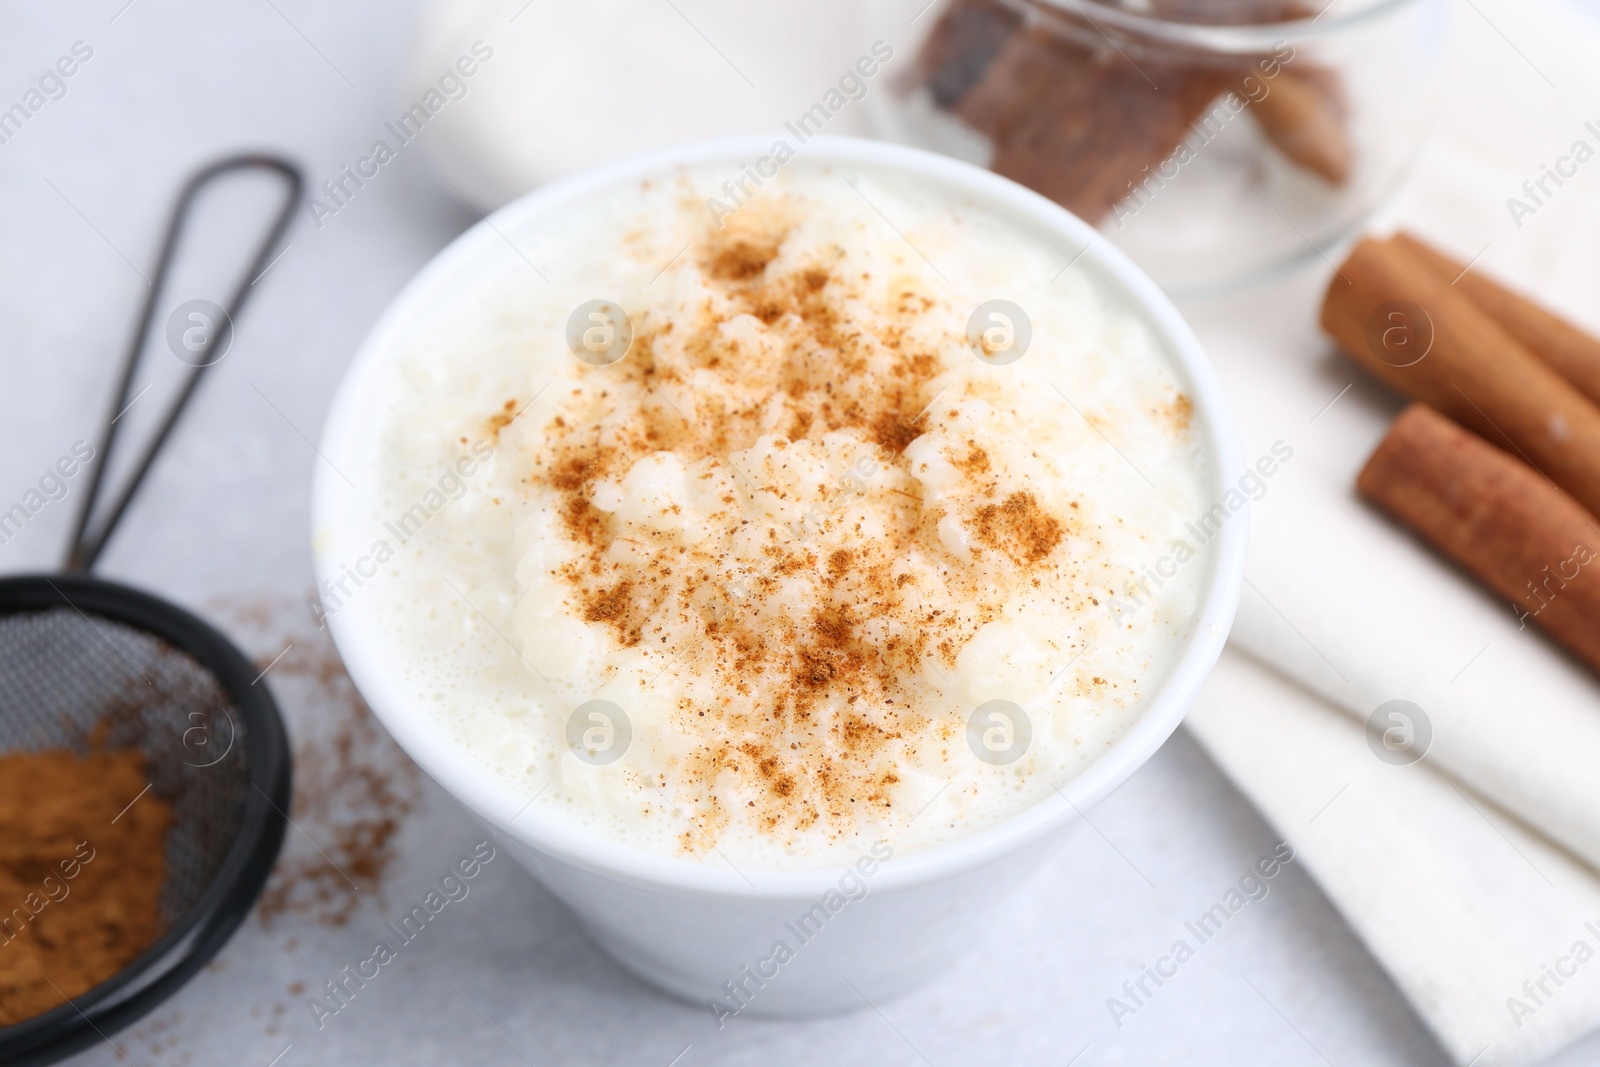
[312,135,1247,1015]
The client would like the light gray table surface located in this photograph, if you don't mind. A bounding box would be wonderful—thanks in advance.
[3,2,1598,1064]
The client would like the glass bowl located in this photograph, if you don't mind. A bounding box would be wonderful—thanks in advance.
[867,0,1447,296]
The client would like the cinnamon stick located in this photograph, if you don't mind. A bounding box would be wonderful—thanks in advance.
[954,25,1094,141]
[1393,231,1600,409]
[911,0,1350,219]
[1148,0,1311,21]
[958,26,1242,223]
[1358,403,1600,672]
[1321,236,1600,521]
[911,0,1021,110]
[1246,65,1351,184]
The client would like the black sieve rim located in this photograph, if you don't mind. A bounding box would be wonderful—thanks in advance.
[0,574,292,1067]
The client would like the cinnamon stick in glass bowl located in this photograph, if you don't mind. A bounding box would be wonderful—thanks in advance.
[876,0,1444,293]
[1358,403,1600,672]
[1245,65,1351,184]
[950,24,1245,224]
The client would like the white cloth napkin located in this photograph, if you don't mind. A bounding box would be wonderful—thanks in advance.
[1190,650,1600,1067]
[1183,0,1600,1062]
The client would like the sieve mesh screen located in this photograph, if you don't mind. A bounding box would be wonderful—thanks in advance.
[0,607,251,926]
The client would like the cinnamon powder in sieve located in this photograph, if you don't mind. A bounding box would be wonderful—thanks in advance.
[0,747,172,1026]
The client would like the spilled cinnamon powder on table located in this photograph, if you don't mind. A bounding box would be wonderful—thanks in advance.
[212,595,422,929]
[0,747,172,1026]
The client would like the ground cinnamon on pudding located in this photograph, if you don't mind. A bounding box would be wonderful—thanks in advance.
[973,491,1064,566]
[520,200,1090,851]
[0,748,172,1026]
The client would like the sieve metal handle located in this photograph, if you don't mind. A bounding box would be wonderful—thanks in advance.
[64,153,304,574]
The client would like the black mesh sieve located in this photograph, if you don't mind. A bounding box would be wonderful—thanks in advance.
[0,576,291,1067]
[0,153,301,1066]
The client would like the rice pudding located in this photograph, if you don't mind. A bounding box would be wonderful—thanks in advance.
[355,162,1209,867]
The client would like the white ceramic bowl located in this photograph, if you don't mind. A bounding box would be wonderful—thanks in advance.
[313,135,1247,1017]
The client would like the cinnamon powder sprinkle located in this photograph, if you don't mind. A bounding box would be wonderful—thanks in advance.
[499,197,1130,854]
[251,624,422,929]
[973,491,1064,566]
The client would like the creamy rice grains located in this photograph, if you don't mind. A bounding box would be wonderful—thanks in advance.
[366,165,1208,866]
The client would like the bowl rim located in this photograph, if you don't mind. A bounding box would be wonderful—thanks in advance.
[313,133,1247,899]
[0,574,292,1067]
[1025,0,1432,48]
